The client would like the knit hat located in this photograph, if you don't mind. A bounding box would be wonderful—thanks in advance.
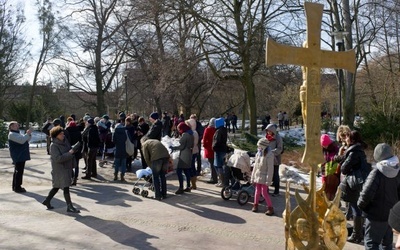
[320,134,332,148]
[102,114,109,120]
[83,115,91,122]
[209,118,216,128]
[53,118,61,126]
[87,118,94,125]
[149,112,159,120]
[119,112,126,119]
[177,122,190,134]
[374,143,394,162]
[389,201,400,232]
[215,117,224,128]
[257,138,270,149]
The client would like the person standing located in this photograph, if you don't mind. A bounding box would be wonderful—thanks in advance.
[338,130,370,244]
[189,114,204,176]
[231,112,238,133]
[112,122,127,181]
[265,124,283,196]
[42,126,80,213]
[187,118,199,190]
[125,117,137,172]
[357,143,400,249]
[137,117,150,169]
[203,118,217,184]
[141,138,170,200]
[82,118,100,180]
[170,122,194,194]
[388,201,400,249]
[162,111,172,137]
[319,134,340,201]
[65,120,82,186]
[213,117,228,187]
[277,111,283,130]
[225,113,231,133]
[42,117,53,155]
[251,138,275,216]
[8,121,32,193]
[147,112,163,141]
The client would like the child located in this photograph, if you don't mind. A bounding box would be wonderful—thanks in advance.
[251,138,274,216]
[319,134,339,200]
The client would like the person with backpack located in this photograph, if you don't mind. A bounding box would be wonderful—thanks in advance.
[265,124,283,196]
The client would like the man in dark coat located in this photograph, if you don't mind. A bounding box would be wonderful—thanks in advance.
[358,143,400,249]
[82,118,100,179]
[146,112,162,141]
[212,117,228,187]
[162,111,172,137]
[8,121,32,193]
[137,117,150,169]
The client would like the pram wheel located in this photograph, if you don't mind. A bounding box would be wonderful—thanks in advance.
[141,190,149,197]
[237,190,250,206]
[221,187,233,200]
[132,188,140,195]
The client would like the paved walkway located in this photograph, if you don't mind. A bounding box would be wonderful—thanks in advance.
[0,148,363,250]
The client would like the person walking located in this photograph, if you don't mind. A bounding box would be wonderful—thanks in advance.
[251,138,275,216]
[265,124,283,196]
[112,122,128,181]
[231,112,238,133]
[203,118,217,184]
[170,122,194,194]
[141,138,170,200]
[8,121,32,193]
[357,143,400,249]
[337,130,370,244]
[42,126,80,213]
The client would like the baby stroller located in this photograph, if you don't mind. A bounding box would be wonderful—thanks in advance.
[132,167,154,198]
[221,150,264,205]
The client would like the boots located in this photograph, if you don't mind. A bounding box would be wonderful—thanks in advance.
[347,216,363,244]
[113,173,118,181]
[64,192,80,213]
[190,177,197,190]
[265,207,274,216]
[120,173,126,182]
[215,174,224,187]
[252,204,258,212]
[42,199,54,210]
[71,177,77,186]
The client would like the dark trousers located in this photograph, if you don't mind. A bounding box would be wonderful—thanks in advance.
[176,168,191,189]
[364,218,393,250]
[208,158,217,181]
[87,147,98,177]
[196,142,202,175]
[139,148,148,169]
[151,158,168,198]
[272,165,280,194]
[12,161,26,190]
[45,187,71,203]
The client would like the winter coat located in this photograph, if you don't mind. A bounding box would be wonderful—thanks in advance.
[82,124,100,151]
[251,148,274,185]
[212,127,228,153]
[147,119,163,141]
[339,143,369,203]
[265,124,283,165]
[192,130,199,155]
[171,132,194,169]
[141,139,170,168]
[112,124,128,159]
[203,126,216,159]
[8,130,31,164]
[137,122,150,149]
[66,125,82,159]
[50,138,75,188]
[357,156,400,221]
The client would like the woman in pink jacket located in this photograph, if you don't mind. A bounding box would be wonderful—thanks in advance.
[202,118,217,184]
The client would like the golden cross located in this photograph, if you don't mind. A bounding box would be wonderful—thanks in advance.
[265,2,355,170]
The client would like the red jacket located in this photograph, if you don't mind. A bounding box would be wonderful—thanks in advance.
[202,126,216,159]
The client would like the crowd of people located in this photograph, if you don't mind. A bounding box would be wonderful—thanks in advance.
[7,111,400,248]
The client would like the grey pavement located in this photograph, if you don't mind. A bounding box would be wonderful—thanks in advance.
[0,148,363,250]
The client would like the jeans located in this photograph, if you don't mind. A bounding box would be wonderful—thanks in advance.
[176,168,191,189]
[214,151,226,174]
[350,202,362,217]
[364,218,393,250]
[12,161,26,190]
[151,158,168,198]
[114,157,127,175]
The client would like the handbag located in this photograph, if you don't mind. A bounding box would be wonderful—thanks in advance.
[125,131,135,156]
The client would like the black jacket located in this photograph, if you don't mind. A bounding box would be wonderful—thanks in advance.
[147,120,163,141]
[358,161,400,221]
[212,127,228,152]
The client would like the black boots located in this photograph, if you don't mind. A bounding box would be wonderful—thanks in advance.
[347,216,363,244]
[67,203,80,213]
[42,199,54,210]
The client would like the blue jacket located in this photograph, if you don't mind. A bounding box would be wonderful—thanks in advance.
[112,124,128,159]
[8,130,31,164]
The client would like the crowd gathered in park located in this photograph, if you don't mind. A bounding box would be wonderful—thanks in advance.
[6,111,400,249]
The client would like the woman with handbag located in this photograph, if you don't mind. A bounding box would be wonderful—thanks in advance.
[337,130,370,244]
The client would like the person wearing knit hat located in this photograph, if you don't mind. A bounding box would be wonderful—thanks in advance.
[389,201,400,249]
[251,138,274,215]
[203,117,217,184]
[146,112,162,141]
[213,117,228,187]
[319,134,339,201]
[53,118,62,127]
[81,115,100,180]
[357,143,400,249]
